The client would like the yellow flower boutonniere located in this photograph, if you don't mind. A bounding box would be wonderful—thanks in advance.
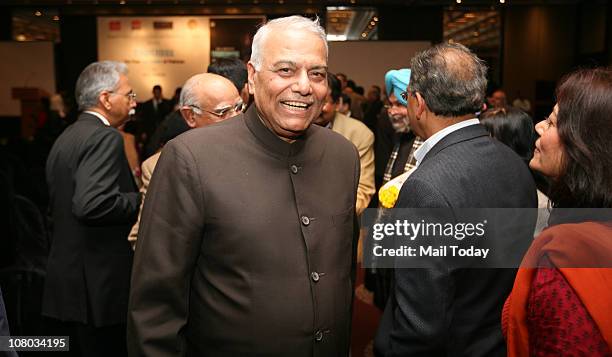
[377,167,418,209]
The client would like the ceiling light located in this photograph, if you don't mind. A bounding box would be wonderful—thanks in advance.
[53,15,60,21]
[500,0,506,3]
[373,17,378,21]
[34,10,42,16]
[119,0,126,4]
[456,0,461,3]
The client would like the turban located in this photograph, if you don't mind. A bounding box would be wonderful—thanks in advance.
[384,69,411,106]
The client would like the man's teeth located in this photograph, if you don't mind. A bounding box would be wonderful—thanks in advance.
[282,101,310,110]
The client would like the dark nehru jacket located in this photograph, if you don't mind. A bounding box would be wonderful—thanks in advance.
[128,106,360,356]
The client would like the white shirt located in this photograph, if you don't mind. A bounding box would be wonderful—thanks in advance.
[413,118,480,166]
[85,110,111,126]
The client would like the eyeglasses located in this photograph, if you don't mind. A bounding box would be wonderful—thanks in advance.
[189,100,245,118]
[109,90,137,101]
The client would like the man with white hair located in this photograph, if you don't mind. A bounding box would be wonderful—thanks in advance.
[128,16,359,356]
[44,60,140,356]
[127,73,243,247]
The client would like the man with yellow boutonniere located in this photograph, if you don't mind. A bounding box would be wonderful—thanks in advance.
[374,43,537,357]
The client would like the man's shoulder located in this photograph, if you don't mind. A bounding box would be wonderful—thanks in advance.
[142,152,161,174]
[167,115,245,156]
[311,121,359,154]
[332,113,374,143]
[56,113,117,143]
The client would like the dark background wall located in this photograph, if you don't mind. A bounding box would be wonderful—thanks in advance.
[56,14,98,98]
[377,5,443,42]
[503,2,610,119]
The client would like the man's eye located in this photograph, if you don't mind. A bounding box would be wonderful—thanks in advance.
[278,68,293,75]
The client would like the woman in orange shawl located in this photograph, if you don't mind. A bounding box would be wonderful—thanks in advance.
[502,68,612,356]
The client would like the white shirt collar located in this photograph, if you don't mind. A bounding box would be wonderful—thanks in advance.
[413,118,480,166]
[84,110,111,126]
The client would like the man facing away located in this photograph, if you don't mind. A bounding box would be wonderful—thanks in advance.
[128,16,360,356]
[127,73,242,248]
[44,61,140,356]
[374,43,537,357]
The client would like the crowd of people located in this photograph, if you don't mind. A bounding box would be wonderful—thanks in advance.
[0,14,611,357]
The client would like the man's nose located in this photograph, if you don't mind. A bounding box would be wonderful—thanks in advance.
[292,70,313,96]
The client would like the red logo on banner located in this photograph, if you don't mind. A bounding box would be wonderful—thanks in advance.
[153,21,173,30]
[109,21,121,31]
[131,20,141,30]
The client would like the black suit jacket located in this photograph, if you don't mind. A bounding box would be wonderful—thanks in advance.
[138,99,172,137]
[375,124,537,357]
[43,112,140,326]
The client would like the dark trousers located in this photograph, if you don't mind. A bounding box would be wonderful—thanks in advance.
[43,317,127,357]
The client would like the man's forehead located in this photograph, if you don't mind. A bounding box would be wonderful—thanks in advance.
[262,30,326,61]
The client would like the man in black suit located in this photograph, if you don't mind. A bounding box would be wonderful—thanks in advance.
[137,85,172,154]
[374,43,537,356]
[44,60,140,356]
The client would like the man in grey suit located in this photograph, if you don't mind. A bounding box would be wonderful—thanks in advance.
[374,44,537,356]
[45,61,140,356]
[128,16,359,356]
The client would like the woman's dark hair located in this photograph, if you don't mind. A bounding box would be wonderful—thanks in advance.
[480,106,550,195]
[480,106,536,164]
[551,67,612,208]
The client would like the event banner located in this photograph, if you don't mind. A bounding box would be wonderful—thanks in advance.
[362,208,612,269]
[97,16,210,102]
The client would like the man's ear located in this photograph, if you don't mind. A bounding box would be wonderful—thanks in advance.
[180,108,197,128]
[415,92,427,118]
[99,91,112,111]
[247,62,256,95]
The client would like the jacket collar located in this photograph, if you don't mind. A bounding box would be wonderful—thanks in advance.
[243,104,316,160]
[419,123,489,165]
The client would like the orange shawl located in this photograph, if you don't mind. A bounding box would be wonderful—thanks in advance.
[502,221,612,357]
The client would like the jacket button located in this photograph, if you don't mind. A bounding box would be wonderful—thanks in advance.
[311,271,320,282]
[301,216,310,226]
[314,330,323,342]
[290,164,299,174]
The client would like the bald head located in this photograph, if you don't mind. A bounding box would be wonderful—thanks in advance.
[179,73,242,128]
[409,43,487,117]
